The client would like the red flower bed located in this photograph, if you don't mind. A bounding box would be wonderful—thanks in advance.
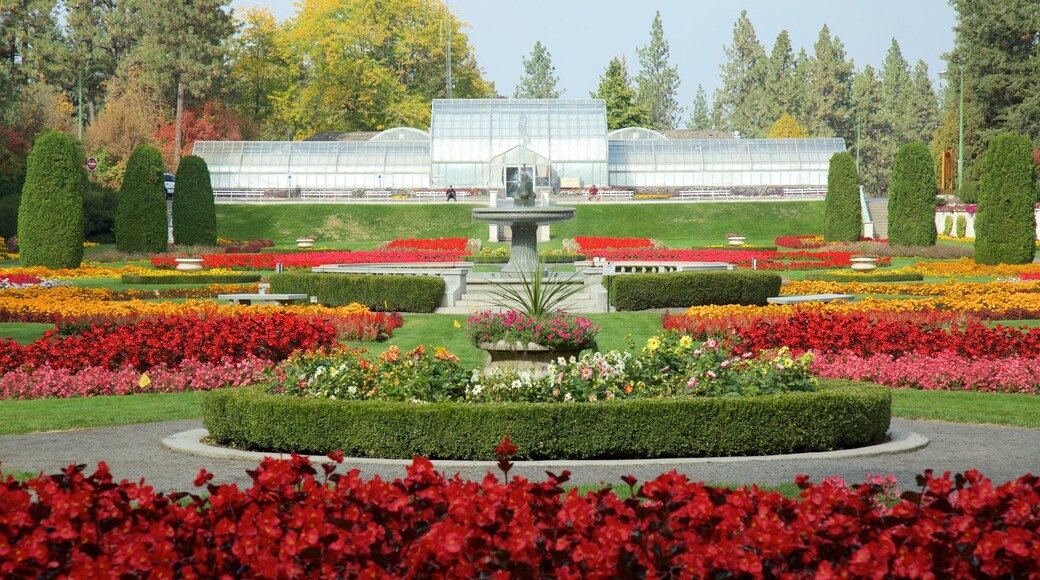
[0,312,338,373]
[573,236,653,252]
[150,249,467,270]
[585,248,890,270]
[663,309,975,339]
[774,234,824,249]
[0,273,43,286]
[386,237,469,252]
[729,311,1040,359]
[1,458,1037,577]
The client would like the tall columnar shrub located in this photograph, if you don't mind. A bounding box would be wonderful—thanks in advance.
[17,130,85,268]
[975,132,1036,265]
[956,215,967,238]
[172,155,217,246]
[116,145,168,253]
[824,152,861,242]
[888,142,937,246]
[943,215,953,236]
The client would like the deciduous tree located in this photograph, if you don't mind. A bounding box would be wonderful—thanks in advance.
[768,113,807,139]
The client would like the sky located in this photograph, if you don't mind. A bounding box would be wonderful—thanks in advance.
[230,0,958,124]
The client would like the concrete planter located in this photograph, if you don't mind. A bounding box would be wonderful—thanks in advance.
[479,341,582,378]
[174,257,204,272]
[727,236,746,246]
[296,238,315,249]
[850,256,879,272]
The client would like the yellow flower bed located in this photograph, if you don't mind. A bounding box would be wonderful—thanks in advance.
[0,265,251,280]
[0,286,372,318]
[937,234,1040,247]
[907,258,1040,279]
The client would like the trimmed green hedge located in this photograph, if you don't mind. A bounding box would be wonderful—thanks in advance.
[804,271,924,283]
[270,272,444,312]
[17,130,85,268]
[608,271,781,311]
[121,273,262,284]
[202,380,891,460]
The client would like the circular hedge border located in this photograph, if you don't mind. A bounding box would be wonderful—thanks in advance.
[202,380,891,461]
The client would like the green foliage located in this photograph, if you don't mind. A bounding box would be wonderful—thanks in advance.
[486,266,587,320]
[201,380,891,460]
[958,181,980,204]
[465,251,584,264]
[824,152,862,242]
[17,130,85,269]
[608,271,781,311]
[171,155,217,245]
[592,56,645,130]
[803,25,854,138]
[0,193,18,239]
[851,66,889,196]
[956,215,968,238]
[686,84,712,130]
[121,273,261,284]
[270,272,444,312]
[804,271,924,282]
[713,10,767,138]
[115,145,168,253]
[83,182,118,244]
[759,30,805,135]
[888,142,937,246]
[974,132,1037,265]
[943,215,954,236]
[635,11,684,130]
[514,41,560,99]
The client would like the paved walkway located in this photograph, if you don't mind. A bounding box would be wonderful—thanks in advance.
[1,418,1037,493]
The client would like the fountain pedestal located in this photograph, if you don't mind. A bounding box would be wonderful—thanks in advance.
[472,206,576,273]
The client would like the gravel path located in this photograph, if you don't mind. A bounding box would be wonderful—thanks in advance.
[1,418,1037,493]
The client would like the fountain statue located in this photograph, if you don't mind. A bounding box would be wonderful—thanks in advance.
[472,169,575,273]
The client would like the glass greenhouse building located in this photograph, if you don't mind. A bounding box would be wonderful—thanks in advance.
[193,99,845,194]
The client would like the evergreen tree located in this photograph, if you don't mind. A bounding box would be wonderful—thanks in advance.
[172,155,217,246]
[591,56,644,129]
[946,0,1040,181]
[880,39,912,140]
[906,61,940,145]
[888,142,937,246]
[514,41,560,99]
[824,152,861,242]
[17,130,85,269]
[635,11,683,130]
[851,66,888,196]
[116,144,167,253]
[127,0,235,166]
[760,30,802,135]
[803,26,854,138]
[975,132,1036,265]
[687,85,712,130]
[713,10,767,138]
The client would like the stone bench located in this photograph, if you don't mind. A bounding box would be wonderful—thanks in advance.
[767,293,854,305]
[218,293,310,306]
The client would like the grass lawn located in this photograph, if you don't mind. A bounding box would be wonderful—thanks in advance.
[0,322,52,343]
[0,392,207,436]
[890,389,1040,429]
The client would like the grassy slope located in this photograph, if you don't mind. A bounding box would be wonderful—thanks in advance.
[216,201,825,246]
[1,322,52,343]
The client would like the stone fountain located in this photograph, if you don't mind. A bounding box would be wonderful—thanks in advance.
[471,172,575,273]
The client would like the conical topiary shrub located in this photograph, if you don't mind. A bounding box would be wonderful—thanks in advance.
[17,130,85,268]
[975,132,1036,265]
[172,155,217,246]
[116,144,168,253]
[824,152,861,242]
[888,142,937,247]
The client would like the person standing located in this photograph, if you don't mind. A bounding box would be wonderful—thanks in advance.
[587,184,598,201]
[446,185,457,201]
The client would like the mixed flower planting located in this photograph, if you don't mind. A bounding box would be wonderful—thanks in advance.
[0,456,1037,577]
[271,334,815,404]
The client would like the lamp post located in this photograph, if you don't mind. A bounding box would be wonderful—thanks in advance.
[957,65,964,195]
[78,70,104,142]
[856,116,861,173]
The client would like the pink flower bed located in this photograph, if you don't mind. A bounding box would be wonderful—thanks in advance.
[812,353,1040,395]
[150,250,467,270]
[0,357,272,400]
[584,248,890,270]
